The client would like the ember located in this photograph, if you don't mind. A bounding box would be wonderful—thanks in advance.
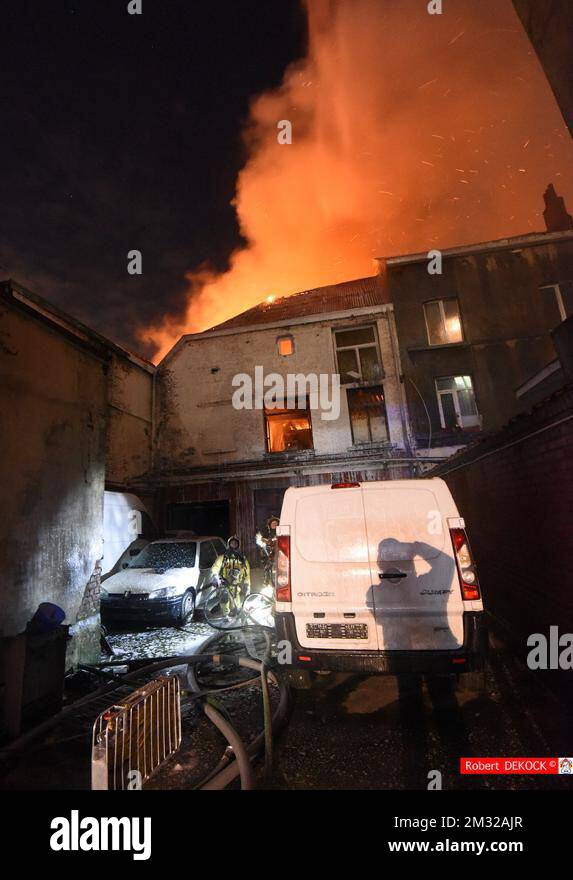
[147,0,573,360]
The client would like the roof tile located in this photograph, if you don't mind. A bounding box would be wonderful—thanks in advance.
[209,275,388,330]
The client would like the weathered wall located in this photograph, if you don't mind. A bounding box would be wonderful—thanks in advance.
[156,462,411,564]
[431,384,573,674]
[106,355,153,487]
[155,309,407,472]
[0,298,107,661]
[388,235,573,442]
[512,0,573,135]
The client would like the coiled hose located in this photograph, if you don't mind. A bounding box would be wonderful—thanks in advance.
[1,648,291,791]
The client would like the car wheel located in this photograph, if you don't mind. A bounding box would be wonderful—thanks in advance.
[177,589,195,624]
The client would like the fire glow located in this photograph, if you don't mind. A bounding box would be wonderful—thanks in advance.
[145,0,573,362]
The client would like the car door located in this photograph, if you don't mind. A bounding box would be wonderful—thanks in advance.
[362,484,464,651]
[290,487,379,651]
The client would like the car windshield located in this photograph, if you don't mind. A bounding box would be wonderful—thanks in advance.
[128,542,196,570]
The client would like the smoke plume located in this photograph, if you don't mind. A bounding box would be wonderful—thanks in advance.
[147,0,573,361]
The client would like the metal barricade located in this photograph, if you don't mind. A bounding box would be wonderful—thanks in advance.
[91,675,181,790]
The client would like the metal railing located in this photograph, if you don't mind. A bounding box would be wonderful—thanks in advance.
[91,675,181,790]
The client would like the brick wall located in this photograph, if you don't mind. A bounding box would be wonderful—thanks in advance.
[431,385,573,656]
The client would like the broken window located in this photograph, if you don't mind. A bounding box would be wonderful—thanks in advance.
[334,326,383,384]
[539,283,573,328]
[277,334,294,356]
[265,399,314,453]
[435,376,479,430]
[347,386,389,444]
[424,299,464,346]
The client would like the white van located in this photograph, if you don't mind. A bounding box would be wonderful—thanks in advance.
[274,479,486,685]
[102,491,155,578]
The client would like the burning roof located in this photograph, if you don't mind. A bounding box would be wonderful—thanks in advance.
[209,274,389,331]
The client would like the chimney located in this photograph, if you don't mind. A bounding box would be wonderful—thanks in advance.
[543,184,573,233]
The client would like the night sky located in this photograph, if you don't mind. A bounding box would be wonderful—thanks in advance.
[3,1,573,362]
[1,1,306,358]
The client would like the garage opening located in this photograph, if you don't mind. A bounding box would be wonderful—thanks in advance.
[166,500,230,539]
[254,488,287,534]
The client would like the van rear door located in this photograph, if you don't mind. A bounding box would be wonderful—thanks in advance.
[291,487,378,651]
[362,483,464,651]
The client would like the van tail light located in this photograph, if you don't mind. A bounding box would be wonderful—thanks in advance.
[275,535,291,602]
[331,482,360,489]
[450,528,480,601]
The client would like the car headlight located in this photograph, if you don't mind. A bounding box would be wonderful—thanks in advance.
[149,586,180,599]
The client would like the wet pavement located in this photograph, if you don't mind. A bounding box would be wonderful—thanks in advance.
[271,641,573,790]
[104,619,573,791]
[2,618,572,790]
[106,618,215,661]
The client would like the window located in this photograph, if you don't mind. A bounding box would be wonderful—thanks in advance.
[424,299,464,346]
[435,376,479,430]
[277,335,294,356]
[127,542,196,569]
[265,399,314,453]
[539,283,573,327]
[335,326,383,384]
[347,386,389,444]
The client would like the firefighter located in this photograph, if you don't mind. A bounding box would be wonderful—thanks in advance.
[210,535,251,615]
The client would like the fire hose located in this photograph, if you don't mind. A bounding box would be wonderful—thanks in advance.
[120,652,288,790]
[0,647,291,791]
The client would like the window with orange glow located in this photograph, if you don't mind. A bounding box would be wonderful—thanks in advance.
[277,335,294,356]
[265,399,313,453]
[424,299,463,346]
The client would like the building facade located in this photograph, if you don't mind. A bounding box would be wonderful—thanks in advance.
[149,277,417,558]
[382,230,573,450]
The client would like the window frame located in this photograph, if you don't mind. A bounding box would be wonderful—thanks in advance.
[423,297,464,346]
[334,324,383,385]
[539,283,570,323]
[435,375,479,431]
[276,334,295,357]
[263,396,314,454]
[346,385,390,445]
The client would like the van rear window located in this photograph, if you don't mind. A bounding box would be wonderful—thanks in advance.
[295,493,368,563]
[363,488,445,560]
[294,488,446,564]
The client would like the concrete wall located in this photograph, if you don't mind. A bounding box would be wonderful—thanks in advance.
[106,354,153,487]
[0,296,107,662]
[155,309,407,473]
[387,235,573,442]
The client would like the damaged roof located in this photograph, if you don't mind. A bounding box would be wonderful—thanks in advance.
[209,274,389,331]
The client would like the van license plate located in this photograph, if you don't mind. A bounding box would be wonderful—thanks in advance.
[306,623,368,640]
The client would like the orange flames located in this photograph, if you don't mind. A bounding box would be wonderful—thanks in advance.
[146,0,573,362]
